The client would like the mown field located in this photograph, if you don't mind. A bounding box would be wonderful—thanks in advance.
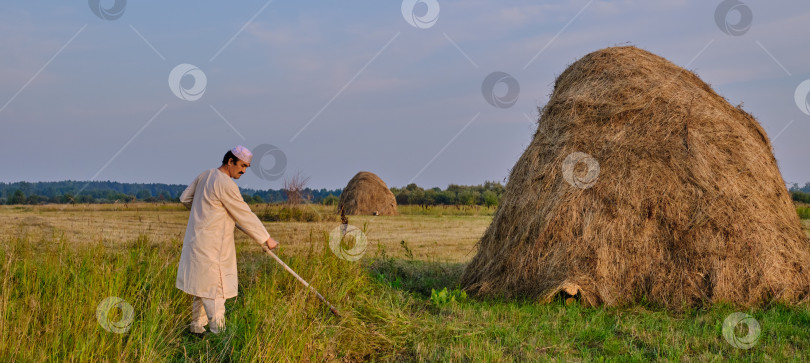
[1,203,810,361]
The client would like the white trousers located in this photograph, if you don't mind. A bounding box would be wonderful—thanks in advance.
[190,296,226,334]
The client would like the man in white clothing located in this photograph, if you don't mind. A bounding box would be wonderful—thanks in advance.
[176,145,279,334]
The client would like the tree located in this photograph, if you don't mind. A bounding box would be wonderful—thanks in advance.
[423,189,437,205]
[322,194,339,206]
[136,189,152,201]
[434,190,453,205]
[9,189,25,204]
[158,190,172,201]
[483,190,498,207]
[283,171,311,205]
[458,190,476,205]
[17,181,31,196]
[395,189,410,205]
[407,189,425,205]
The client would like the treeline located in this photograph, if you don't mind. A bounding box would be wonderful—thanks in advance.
[0,181,340,205]
[782,183,810,204]
[0,180,507,206]
[241,189,341,204]
[0,181,187,204]
[791,183,810,204]
[792,191,810,204]
[390,182,505,206]
[7,180,809,207]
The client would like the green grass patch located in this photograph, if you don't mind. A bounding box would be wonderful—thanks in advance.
[797,206,810,219]
[2,233,810,360]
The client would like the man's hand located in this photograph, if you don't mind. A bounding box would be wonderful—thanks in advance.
[266,237,279,250]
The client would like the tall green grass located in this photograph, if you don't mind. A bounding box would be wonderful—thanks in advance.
[0,234,185,361]
[0,233,420,361]
[2,232,810,361]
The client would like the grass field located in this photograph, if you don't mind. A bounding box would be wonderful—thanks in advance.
[1,203,810,361]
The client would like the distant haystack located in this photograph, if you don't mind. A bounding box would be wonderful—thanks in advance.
[338,172,398,216]
[461,46,810,309]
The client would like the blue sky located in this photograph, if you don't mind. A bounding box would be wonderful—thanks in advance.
[2,1,810,189]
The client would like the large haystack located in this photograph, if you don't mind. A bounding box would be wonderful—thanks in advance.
[461,46,810,309]
[338,172,398,216]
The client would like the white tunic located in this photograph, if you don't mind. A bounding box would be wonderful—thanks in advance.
[176,168,270,299]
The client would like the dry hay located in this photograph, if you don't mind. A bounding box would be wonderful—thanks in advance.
[337,171,398,216]
[461,46,810,309]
